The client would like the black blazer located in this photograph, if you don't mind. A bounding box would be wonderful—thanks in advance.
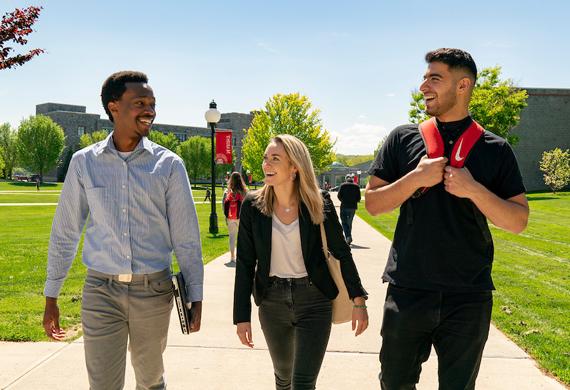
[233,190,367,324]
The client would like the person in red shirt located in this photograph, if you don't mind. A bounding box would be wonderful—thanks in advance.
[223,172,248,267]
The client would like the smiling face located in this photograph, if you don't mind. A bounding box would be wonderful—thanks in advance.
[108,82,156,139]
[262,141,297,188]
[419,61,471,121]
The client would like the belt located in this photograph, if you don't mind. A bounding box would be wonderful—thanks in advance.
[87,268,170,284]
[268,276,312,286]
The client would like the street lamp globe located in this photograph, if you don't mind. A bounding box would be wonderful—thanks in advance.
[205,100,221,124]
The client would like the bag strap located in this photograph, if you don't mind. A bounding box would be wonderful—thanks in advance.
[413,117,485,198]
[319,223,329,258]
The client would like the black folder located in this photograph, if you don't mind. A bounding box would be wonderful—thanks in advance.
[172,272,192,334]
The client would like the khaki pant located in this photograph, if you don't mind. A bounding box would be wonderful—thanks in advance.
[81,269,173,390]
[227,219,240,259]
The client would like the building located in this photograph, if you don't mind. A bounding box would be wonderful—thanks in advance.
[511,88,570,192]
[36,103,252,180]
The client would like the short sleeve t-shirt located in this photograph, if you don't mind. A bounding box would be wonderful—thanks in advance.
[368,118,526,292]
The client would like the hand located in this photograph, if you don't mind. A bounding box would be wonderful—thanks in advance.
[189,301,202,333]
[43,297,66,340]
[236,322,254,348]
[352,297,369,337]
[413,156,447,188]
[443,166,480,198]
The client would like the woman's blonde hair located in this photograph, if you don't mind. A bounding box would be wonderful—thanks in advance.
[253,134,324,224]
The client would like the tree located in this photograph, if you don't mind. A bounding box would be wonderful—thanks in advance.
[148,131,180,152]
[0,122,19,179]
[0,6,44,70]
[0,147,5,174]
[177,136,210,181]
[241,93,335,181]
[17,115,65,181]
[539,148,570,193]
[408,66,528,145]
[79,130,108,149]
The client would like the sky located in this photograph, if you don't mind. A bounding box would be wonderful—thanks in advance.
[1,0,569,155]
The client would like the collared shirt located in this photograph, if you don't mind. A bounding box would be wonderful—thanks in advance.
[44,133,203,302]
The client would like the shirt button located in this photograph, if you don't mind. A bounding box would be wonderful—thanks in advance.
[448,140,453,144]
[122,208,126,213]
[126,255,131,259]
[123,162,127,166]
[122,184,126,189]
[123,232,128,237]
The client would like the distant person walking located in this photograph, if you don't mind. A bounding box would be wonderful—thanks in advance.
[204,188,211,202]
[234,134,368,390]
[337,174,361,245]
[223,172,248,267]
[36,177,40,191]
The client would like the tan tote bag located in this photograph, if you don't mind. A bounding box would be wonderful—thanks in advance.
[319,223,352,324]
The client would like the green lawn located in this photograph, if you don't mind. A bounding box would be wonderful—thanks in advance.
[0,199,231,342]
[0,181,63,191]
[356,192,570,385]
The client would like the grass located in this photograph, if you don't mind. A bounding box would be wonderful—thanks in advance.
[0,189,231,341]
[0,181,63,191]
[356,192,570,385]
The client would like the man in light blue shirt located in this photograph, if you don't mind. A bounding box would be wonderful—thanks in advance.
[42,71,203,390]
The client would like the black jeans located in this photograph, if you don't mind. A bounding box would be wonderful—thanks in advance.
[259,276,333,390]
[340,208,356,242]
[379,284,493,390]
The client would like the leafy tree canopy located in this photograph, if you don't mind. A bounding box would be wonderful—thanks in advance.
[79,130,109,149]
[17,115,65,179]
[148,130,180,152]
[0,122,19,179]
[0,6,44,70]
[540,148,570,193]
[241,93,335,181]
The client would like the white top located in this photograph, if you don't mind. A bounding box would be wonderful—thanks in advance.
[269,215,307,278]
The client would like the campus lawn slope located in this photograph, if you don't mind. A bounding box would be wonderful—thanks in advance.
[356,191,570,385]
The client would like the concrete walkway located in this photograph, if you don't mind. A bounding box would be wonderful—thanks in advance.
[1,196,566,389]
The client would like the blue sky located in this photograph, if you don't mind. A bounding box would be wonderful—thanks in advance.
[1,0,569,154]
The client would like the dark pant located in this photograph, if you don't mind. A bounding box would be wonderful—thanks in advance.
[339,208,356,242]
[379,284,493,390]
[259,276,333,390]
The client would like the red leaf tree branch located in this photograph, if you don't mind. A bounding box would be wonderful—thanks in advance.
[0,6,44,70]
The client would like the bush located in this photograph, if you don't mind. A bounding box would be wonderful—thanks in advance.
[539,148,570,193]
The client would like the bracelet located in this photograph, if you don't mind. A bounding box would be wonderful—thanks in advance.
[353,304,367,309]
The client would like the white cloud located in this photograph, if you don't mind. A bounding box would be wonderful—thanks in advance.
[257,42,279,55]
[331,123,390,155]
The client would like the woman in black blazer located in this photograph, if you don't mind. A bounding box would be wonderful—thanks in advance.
[233,134,368,389]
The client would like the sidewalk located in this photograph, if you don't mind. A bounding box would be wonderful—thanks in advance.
[1,195,566,389]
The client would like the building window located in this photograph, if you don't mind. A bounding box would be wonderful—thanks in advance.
[233,137,236,146]
[77,126,85,137]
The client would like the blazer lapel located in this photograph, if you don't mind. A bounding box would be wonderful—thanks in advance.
[298,204,313,266]
[258,211,273,265]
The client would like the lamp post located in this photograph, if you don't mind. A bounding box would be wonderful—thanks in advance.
[205,100,221,235]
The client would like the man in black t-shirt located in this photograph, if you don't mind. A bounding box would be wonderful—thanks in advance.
[365,48,529,389]
[337,174,361,245]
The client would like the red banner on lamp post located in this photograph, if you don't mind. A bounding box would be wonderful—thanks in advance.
[215,129,232,164]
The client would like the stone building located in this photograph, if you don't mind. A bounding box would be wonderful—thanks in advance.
[36,103,252,180]
[511,88,570,192]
